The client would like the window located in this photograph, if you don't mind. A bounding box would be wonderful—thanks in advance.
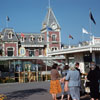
[8,32,12,39]
[83,53,92,62]
[29,50,34,56]
[52,34,56,41]
[51,47,58,51]
[7,48,13,56]
[21,37,24,42]
[38,36,42,42]
[39,49,42,55]
[95,53,100,64]
[30,36,34,42]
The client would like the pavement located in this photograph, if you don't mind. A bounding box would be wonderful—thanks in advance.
[0,81,91,100]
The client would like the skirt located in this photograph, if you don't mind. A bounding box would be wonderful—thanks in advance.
[69,86,80,100]
[50,80,62,94]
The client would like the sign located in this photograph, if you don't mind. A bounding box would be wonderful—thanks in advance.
[19,47,26,56]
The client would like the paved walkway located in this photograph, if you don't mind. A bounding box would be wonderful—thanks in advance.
[0,81,91,100]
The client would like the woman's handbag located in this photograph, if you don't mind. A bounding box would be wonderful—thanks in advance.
[64,81,69,92]
[85,80,90,93]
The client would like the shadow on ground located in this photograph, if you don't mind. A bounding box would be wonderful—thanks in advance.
[6,88,47,100]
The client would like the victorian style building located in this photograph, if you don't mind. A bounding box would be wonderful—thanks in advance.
[0,8,64,83]
[0,8,61,57]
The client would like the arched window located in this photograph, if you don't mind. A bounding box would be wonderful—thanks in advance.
[8,32,12,39]
[51,47,58,51]
[21,37,24,42]
[52,34,57,41]
[38,36,42,42]
[30,35,34,42]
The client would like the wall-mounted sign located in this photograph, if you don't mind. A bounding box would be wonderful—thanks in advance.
[19,47,26,56]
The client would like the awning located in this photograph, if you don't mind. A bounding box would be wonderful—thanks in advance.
[0,56,65,61]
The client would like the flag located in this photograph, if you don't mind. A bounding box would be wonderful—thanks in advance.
[46,26,53,31]
[89,11,96,24]
[69,35,73,39]
[21,33,25,37]
[6,16,10,21]
[82,28,89,34]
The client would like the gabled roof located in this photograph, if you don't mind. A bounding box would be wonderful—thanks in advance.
[42,8,60,30]
[2,28,18,42]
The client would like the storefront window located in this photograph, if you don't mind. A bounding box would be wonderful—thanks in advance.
[7,48,13,56]
[29,50,34,56]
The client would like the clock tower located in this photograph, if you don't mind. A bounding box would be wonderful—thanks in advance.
[41,8,61,54]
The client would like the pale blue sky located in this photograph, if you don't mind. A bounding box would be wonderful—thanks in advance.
[0,0,100,45]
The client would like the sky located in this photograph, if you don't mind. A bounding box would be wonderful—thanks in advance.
[0,0,100,45]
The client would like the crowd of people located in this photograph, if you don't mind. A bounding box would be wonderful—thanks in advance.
[49,62,100,100]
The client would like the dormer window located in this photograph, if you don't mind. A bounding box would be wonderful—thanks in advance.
[43,23,46,28]
[21,37,24,42]
[38,36,42,42]
[8,32,12,39]
[52,34,57,41]
[20,33,25,42]
[30,36,34,42]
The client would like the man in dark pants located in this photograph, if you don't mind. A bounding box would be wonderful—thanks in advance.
[75,62,80,73]
[75,62,85,95]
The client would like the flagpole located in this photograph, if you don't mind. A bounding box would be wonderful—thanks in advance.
[68,37,70,48]
[48,0,51,8]
[6,19,8,28]
[6,16,9,28]
[89,8,92,35]
[89,9,92,44]
[82,33,84,42]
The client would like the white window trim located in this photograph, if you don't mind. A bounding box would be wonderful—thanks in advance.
[8,32,13,39]
[29,35,34,42]
[29,49,35,56]
[51,34,57,41]
[20,37,24,42]
[51,47,58,51]
[6,47,14,56]
[38,36,42,42]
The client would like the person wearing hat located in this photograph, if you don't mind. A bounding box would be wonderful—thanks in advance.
[87,62,100,100]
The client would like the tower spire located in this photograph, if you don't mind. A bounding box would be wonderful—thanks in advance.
[48,0,51,8]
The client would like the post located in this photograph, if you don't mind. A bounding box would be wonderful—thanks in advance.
[36,60,38,82]
[89,8,92,42]
[9,60,10,80]
[68,38,71,48]
[46,60,48,81]
[14,60,16,81]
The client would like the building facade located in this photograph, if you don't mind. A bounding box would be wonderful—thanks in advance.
[0,8,61,57]
[0,8,63,83]
[48,36,100,74]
